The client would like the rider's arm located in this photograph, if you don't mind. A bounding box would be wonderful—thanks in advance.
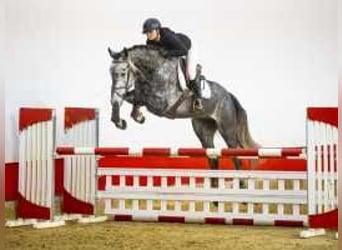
[161,29,191,57]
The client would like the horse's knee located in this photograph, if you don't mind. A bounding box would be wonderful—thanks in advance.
[124,91,135,103]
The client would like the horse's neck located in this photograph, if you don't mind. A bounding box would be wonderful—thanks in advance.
[133,59,182,112]
[129,48,182,99]
[129,48,160,68]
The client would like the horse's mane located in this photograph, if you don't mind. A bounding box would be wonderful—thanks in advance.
[125,44,170,73]
[126,44,164,54]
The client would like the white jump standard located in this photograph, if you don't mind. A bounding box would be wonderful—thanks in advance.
[5,107,338,240]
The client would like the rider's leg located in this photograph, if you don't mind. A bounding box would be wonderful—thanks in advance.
[187,49,204,111]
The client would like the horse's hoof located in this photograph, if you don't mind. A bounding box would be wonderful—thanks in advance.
[132,113,145,124]
[136,116,145,124]
[239,180,247,189]
[114,119,127,130]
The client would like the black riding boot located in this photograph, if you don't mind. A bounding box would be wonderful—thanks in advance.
[192,74,204,111]
[192,64,205,111]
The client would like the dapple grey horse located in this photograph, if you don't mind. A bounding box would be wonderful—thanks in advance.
[108,45,257,173]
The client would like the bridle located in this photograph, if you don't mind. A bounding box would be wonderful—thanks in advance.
[112,55,148,99]
[112,60,133,99]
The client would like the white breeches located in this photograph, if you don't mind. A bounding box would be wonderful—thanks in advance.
[186,47,201,80]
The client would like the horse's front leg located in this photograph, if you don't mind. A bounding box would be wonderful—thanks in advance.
[123,90,135,104]
[124,90,146,124]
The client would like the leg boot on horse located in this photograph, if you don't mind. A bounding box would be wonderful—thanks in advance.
[130,104,145,124]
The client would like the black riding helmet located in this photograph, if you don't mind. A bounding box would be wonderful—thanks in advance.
[142,18,161,34]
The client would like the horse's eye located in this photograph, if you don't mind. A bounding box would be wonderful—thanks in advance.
[120,73,126,77]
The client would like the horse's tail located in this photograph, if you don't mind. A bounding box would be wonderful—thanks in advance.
[231,94,259,148]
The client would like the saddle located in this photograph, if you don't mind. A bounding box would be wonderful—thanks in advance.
[164,58,210,118]
[177,57,210,98]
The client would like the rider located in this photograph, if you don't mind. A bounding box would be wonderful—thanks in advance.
[131,18,205,121]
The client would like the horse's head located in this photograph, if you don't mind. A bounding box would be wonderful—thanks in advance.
[108,47,134,129]
[108,45,176,129]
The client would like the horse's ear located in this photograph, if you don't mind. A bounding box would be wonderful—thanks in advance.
[108,47,121,60]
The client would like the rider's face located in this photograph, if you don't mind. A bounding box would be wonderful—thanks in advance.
[146,29,159,41]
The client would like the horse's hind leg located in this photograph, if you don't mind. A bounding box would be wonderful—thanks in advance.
[191,118,217,149]
[191,118,218,167]
[217,123,242,170]
[191,118,219,188]
[217,123,247,188]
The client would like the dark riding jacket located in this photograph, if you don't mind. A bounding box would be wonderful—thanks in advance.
[146,27,191,57]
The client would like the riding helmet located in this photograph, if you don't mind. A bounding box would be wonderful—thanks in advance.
[142,18,161,33]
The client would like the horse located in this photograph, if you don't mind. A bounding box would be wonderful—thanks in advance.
[108,44,257,174]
